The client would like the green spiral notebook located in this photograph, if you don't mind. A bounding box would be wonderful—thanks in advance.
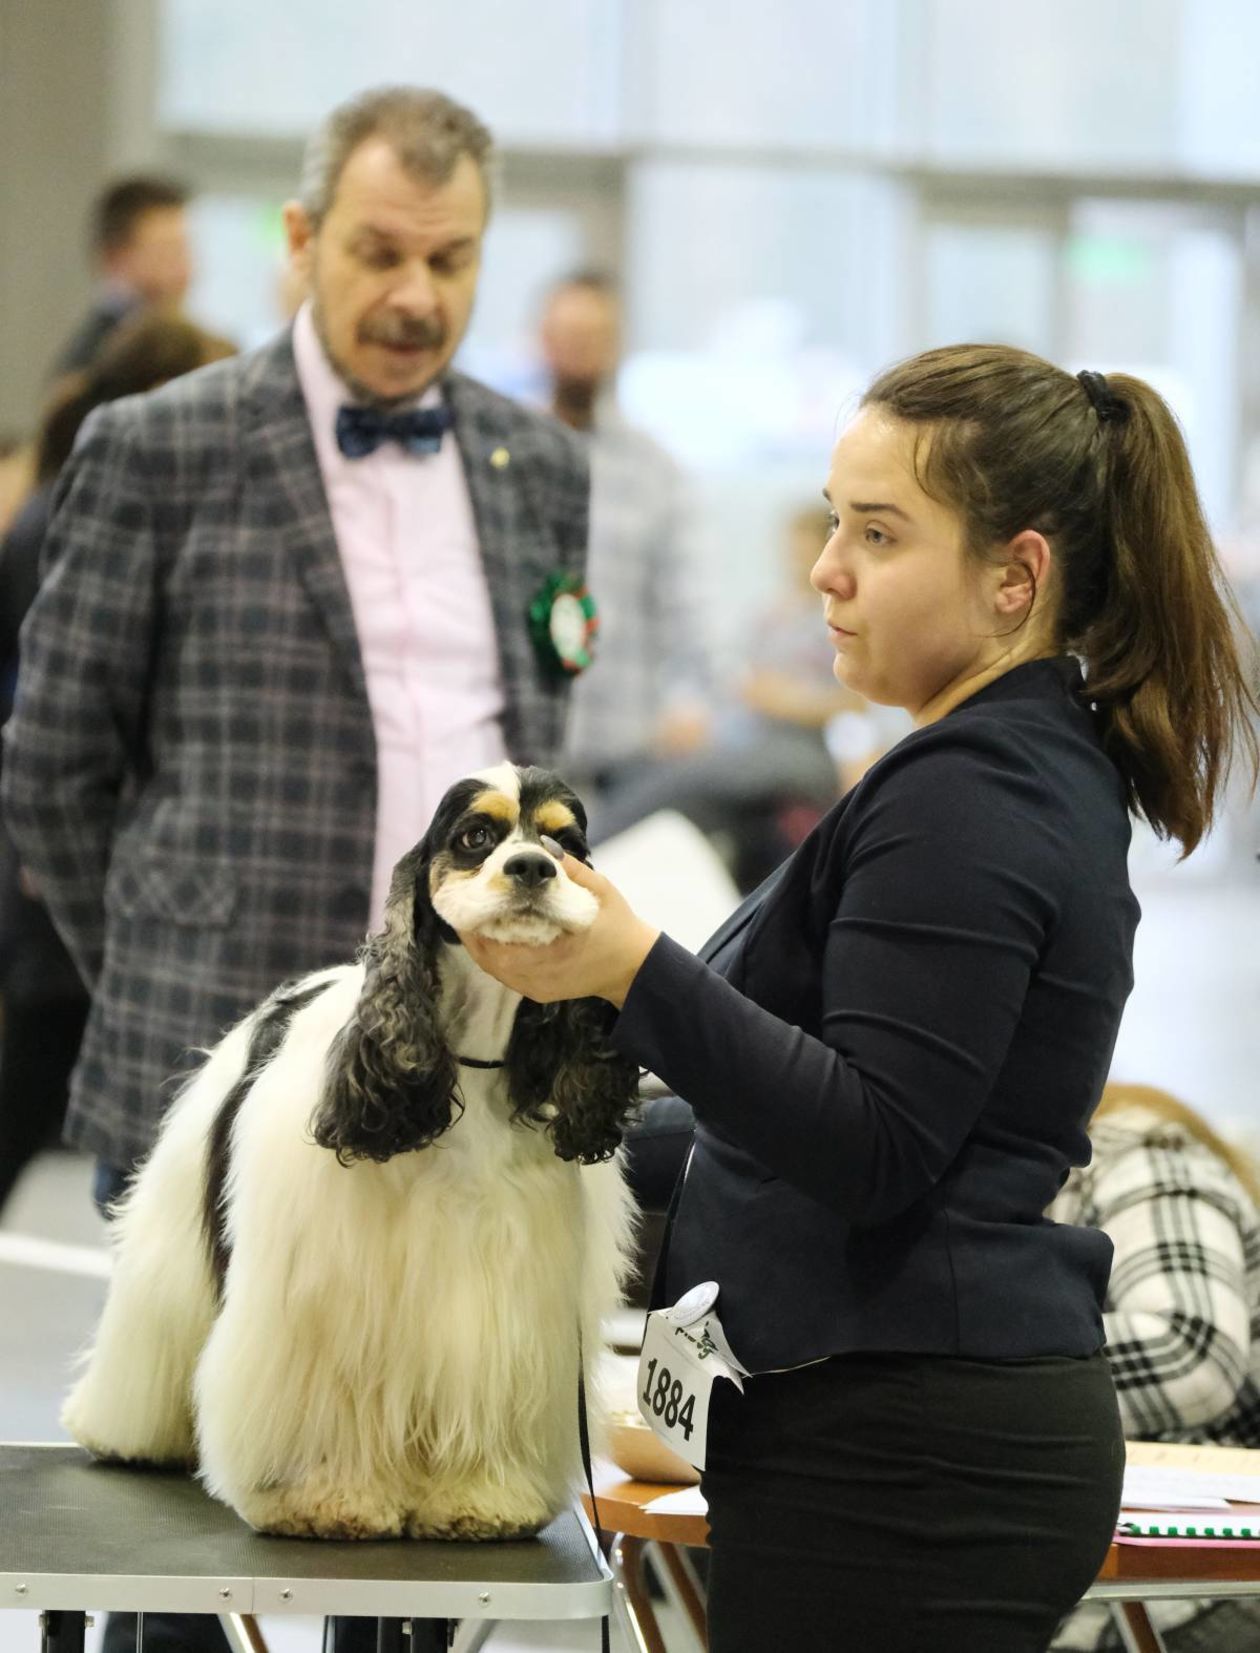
[1118,1510,1260,1539]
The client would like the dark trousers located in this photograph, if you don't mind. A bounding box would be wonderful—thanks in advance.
[0,994,88,1216]
[702,1346,1124,1653]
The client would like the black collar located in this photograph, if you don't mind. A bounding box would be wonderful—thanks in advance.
[456,1055,506,1070]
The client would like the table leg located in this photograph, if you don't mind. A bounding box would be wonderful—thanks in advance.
[648,1542,707,1648]
[1111,1600,1169,1653]
[218,1615,270,1653]
[39,1612,87,1653]
[612,1536,668,1653]
[449,1623,495,1653]
[401,1622,448,1653]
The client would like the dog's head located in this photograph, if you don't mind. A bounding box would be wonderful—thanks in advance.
[312,763,639,1167]
[425,763,598,945]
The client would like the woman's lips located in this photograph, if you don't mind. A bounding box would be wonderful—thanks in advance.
[827,623,856,641]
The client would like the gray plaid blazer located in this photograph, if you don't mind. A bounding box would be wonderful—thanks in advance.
[1,329,589,1168]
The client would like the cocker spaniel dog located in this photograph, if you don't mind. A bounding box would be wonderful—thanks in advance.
[63,763,639,1540]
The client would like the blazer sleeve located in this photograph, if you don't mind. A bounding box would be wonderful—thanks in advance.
[612,723,1062,1225]
[0,405,162,989]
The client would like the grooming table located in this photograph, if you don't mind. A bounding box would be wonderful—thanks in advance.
[1,1445,611,1653]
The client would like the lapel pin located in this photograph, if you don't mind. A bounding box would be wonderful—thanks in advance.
[490,446,511,469]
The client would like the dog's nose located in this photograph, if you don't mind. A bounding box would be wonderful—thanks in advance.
[503,853,558,890]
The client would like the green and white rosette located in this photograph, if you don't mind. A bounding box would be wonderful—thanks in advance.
[528,573,599,679]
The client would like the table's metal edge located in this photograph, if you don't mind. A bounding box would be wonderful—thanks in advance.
[571,1502,615,1583]
[250,1572,611,1619]
[1084,1578,1260,1602]
[0,1568,612,1621]
[0,1572,255,1614]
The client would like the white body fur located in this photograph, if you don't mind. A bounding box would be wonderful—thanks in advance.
[64,767,637,1539]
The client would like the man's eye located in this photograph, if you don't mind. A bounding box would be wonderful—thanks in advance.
[458,825,491,851]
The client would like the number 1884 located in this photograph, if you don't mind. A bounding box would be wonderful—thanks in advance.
[641,1357,696,1439]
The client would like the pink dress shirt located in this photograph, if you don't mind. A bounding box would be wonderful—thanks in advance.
[292,304,507,928]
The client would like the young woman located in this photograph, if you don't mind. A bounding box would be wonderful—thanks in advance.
[464,344,1259,1652]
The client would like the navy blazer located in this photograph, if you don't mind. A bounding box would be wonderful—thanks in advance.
[613,658,1140,1372]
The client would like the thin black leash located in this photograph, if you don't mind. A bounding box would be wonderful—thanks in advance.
[577,1333,612,1653]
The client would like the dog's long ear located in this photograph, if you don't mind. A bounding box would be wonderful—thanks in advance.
[506,996,640,1164]
[310,845,459,1165]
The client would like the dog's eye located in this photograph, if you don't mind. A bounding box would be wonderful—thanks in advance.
[457,824,492,853]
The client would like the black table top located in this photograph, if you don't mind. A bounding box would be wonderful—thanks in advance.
[0,1445,609,1619]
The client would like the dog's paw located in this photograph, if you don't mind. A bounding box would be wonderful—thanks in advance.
[62,1398,193,1468]
[405,1510,546,1542]
[404,1484,553,1542]
[235,1483,406,1540]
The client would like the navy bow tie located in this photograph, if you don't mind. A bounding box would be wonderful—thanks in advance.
[335,402,454,459]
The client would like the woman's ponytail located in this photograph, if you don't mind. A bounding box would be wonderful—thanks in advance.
[1069,374,1258,856]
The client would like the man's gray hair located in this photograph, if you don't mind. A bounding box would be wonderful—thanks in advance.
[298,86,495,224]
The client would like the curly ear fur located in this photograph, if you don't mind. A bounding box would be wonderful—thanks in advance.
[505,997,640,1164]
[310,854,460,1165]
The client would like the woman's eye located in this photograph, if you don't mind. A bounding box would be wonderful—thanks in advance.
[826,513,840,539]
[865,525,890,546]
[459,825,491,851]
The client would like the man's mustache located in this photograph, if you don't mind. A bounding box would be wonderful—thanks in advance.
[359,316,447,350]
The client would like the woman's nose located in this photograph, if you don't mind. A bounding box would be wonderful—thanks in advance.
[810,547,854,598]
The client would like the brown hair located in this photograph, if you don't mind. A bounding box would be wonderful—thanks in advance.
[93,175,189,253]
[863,345,1259,856]
[1095,1082,1260,1209]
[298,86,495,226]
[36,310,235,484]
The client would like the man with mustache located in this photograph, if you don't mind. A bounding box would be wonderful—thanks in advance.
[4,83,588,1269]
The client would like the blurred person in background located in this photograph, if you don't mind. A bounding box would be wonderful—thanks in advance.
[539,271,712,802]
[0,313,235,1221]
[52,175,194,378]
[590,502,859,890]
[1051,1082,1260,1652]
[0,435,36,541]
[4,82,589,1653]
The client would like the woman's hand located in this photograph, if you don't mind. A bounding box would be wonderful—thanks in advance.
[461,853,660,1008]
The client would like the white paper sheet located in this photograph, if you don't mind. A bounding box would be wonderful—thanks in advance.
[643,1486,709,1517]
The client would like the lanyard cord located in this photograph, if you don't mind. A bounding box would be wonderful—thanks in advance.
[577,1330,611,1653]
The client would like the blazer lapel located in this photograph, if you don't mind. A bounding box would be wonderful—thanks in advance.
[242,333,369,707]
[446,373,547,759]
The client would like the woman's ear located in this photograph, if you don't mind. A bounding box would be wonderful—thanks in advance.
[310,852,459,1163]
[506,997,640,1165]
[995,528,1052,620]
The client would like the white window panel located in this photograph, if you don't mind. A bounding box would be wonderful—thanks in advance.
[920,0,1181,171]
[159,0,623,146]
[1175,0,1260,177]
[628,0,902,153]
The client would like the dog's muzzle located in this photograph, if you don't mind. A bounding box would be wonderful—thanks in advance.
[503,853,558,894]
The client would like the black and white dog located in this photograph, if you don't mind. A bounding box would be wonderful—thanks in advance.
[63,763,639,1539]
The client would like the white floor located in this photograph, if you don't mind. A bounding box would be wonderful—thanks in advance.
[0,811,1255,1651]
